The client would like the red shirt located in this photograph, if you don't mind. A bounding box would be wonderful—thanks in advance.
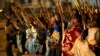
[62,25,82,56]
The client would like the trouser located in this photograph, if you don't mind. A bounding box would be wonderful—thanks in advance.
[12,36,17,48]
[41,42,46,55]
[22,43,26,54]
[94,47,100,56]
[16,50,23,56]
[6,41,13,56]
[49,46,61,56]
[49,47,56,56]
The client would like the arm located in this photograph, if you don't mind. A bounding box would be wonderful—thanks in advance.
[5,26,7,34]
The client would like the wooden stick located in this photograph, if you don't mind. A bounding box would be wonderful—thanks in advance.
[11,6,23,24]
[54,0,65,44]
[76,0,86,29]
[24,4,46,29]
[96,0,98,8]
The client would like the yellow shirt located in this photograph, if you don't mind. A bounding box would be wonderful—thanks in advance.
[71,28,99,56]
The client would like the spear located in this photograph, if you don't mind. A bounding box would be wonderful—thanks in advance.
[24,4,46,29]
[11,5,23,24]
[37,0,50,24]
[16,3,31,27]
[96,0,99,12]
[18,3,46,29]
[96,0,98,8]
[54,0,65,44]
[30,9,46,29]
[38,0,43,17]
[84,0,93,21]
[38,0,49,17]
[76,0,86,29]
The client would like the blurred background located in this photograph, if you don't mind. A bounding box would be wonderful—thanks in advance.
[0,0,100,56]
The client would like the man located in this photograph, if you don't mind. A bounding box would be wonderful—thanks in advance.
[5,18,18,56]
[48,15,61,56]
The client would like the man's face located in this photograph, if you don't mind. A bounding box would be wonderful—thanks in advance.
[49,17,55,26]
[71,17,78,25]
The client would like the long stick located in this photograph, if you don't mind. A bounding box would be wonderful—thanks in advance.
[25,4,46,29]
[54,0,65,44]
[11,6,23,24]
[38,0,50,22]
[18,3,46,29]
[77,0,86,29]
[96,0,98,8]
[96,0,99,12]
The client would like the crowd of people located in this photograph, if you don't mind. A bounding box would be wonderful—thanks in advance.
[2,1,100,56]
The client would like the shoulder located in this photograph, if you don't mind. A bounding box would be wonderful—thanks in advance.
[95,28,100,42]
[88,28,99,36]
